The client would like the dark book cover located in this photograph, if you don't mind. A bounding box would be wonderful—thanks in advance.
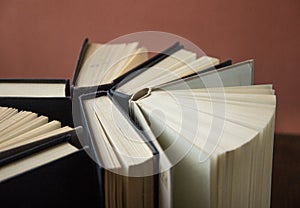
[0,147,102,208]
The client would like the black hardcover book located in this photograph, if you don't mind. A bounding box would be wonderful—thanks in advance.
[0,79,73,127]
[0,127,102,208]
[0,147,101,207]
[79,91,159,208]
[0,79,102,207]
[77,92,107,208]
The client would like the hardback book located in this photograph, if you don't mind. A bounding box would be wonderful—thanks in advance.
[0,106,102,207]
[72,39,174,89]
[71,39,184,126]
[0,131,101,207]
[0,106,79,183]
[0,79,73,127]
[0,106,74,160]
[0,80,102,207]
[74,40,275,208]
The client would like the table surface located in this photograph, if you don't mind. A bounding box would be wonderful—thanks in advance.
[271,134,300,208]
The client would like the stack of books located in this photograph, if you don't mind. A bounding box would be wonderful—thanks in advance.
[0,38,276,208]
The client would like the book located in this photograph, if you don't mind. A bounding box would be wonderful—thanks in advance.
[73,39,178,86]
[0,141,77,181]
[0,106,102,207]
[0,79,73,127]
[129,84,275,208]
[75,40,275,208]
[0,106,74,174]
[80,92,159,208]
[0,134,101,207]
[0,78,102,207]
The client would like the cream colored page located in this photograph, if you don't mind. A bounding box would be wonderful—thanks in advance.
[1,126,72,151]
[158,60,253,91]
[93,96,152,170]
[133,100,213,208]
[117,49,197,94]
[140,56,220,90]
[77,42,141,86]
[0,116,49,144]
[102,42,140,82]
[0,83,66,97]
[130,101,172,208]
[0,112,38,137]
[84,99,121,170]
[118,47,148,77]
[0,108,18,123]
[0,120,61,150]
[134,85,276,208]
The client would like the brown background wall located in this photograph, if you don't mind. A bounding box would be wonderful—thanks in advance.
[0,0,299,134]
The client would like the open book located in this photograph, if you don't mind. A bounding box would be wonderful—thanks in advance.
[75,40,276,208]
[0,107,76,182]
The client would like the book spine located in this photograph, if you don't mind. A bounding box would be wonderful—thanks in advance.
[71,38,89,88]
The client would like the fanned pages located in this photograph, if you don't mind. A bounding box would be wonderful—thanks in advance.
[130,85,276,208]
[130,101,173,208]
[76,42,148,87]
[0,106,77,183]
[77,40,276,208]
[116,51,220,94]
[0,107,73,152]
[157,60,253,91]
